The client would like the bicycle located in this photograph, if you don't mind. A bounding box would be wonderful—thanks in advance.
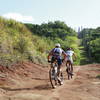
[66,60,73,80]
[49,60,63,89]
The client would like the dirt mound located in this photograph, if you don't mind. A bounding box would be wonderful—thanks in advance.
[0,62,49,87]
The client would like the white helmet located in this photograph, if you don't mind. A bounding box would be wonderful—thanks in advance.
[55,43,61,47]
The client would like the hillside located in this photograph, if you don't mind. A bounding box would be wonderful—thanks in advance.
[0,17,53,66]
[25,21,81,64]
[0,17,80,66]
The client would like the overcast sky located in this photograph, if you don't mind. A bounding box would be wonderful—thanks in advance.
[0,0,100,30]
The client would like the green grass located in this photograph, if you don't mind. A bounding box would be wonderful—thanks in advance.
[0,17,53,66]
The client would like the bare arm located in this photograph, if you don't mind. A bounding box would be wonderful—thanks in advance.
[47,52,52,61]
[62,51,67,60]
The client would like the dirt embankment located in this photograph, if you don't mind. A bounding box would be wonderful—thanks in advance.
[0,62,100,100]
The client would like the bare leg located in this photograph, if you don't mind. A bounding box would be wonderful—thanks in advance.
[70,63,73,73]
[57,65,61,77]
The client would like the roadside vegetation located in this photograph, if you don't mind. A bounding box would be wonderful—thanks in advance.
[0,17,80,67]
[78,28,100,63]
[25,21,81,65]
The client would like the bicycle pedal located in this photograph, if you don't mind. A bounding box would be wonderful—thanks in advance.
[60,81,63,85]
[70,73,74,76]
[53,85,57,88]
[72,73,74,76]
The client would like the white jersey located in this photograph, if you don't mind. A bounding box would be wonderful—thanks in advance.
[66,50,74,63]
[52,47,64,56]
[66,50,74,57]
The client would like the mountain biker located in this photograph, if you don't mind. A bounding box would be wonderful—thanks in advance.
[48,43,67,84]
[65,47,76,75]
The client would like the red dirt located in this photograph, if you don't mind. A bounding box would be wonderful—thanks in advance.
[0,62,100,100]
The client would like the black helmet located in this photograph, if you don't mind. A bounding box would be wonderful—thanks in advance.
[67,47,72,50]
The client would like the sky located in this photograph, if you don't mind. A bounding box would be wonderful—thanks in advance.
[0,0,100,30]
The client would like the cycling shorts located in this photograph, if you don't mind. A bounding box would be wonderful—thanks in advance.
[51,56,62,66]
[66,56,73,64]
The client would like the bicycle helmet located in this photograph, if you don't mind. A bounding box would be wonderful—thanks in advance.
[55,43,61,47]
[67,47,72,50]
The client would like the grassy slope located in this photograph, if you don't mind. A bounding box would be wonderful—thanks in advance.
[0,17,53,66]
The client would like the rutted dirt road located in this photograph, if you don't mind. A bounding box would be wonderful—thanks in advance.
[0,62,100,100]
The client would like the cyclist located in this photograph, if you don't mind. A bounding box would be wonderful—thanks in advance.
[48,43,67,84]
[65,47,76,75]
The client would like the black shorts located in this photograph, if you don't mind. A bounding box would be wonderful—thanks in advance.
[51,56,62,66]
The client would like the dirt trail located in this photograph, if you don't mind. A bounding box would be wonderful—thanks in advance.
[0,62,100,100]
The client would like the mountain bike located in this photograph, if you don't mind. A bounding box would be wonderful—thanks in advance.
[66,60,73,80]
[49,60,63,89]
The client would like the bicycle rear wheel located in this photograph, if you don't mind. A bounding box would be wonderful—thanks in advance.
[66,65,73,80]
[49,68,57,88]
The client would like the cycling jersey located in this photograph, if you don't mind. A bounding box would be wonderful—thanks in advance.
[51,47,64,57]
[66,50,74,63]
[51,47,65,65]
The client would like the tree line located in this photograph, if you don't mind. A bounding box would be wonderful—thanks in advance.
[25,21,81,64]
[78,27,100,63]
